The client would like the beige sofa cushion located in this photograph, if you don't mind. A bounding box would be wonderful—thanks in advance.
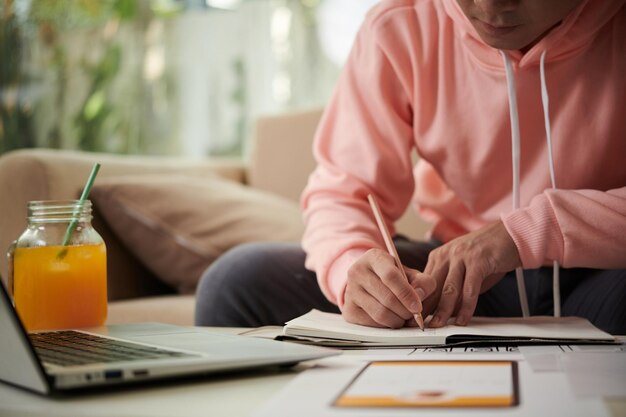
[0,149,247,301]
[91,174,304,294]
[107,295,196,326]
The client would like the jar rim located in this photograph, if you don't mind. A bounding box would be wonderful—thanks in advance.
[28,199,92,207]
[27,200,93,223]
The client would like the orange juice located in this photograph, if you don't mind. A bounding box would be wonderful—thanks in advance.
[13,243,107,331]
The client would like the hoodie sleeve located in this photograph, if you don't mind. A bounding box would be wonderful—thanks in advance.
[300,14,415,306]
[502,186,626,269]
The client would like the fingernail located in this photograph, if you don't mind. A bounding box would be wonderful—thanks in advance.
[456,315,467,326]
[410,302,420,313]
[416,288,426,299]
[430,315,441,327]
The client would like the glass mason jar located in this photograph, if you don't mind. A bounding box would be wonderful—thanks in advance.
[8,200,107,331]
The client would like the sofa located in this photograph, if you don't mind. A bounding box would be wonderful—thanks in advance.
[0,107,430,326]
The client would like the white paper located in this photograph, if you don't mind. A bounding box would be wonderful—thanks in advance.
[284,310,616,346]
[284,310,445,344]
[564,352,626,398]
[327,345,524,364]
[335,361,515,407]
[519,345,567,372]
[253,356,610,417]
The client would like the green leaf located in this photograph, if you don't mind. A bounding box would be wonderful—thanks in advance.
[114,0,137,20]
[83,90,105,120]
[151,0,184,18]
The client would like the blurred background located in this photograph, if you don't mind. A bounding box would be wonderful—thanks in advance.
[0,0,377,158]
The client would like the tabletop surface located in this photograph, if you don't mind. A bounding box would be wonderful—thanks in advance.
[0,326,305,417]
[0,327,624,417]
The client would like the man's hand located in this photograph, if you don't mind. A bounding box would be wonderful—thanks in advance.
[342,248,437,328]
[425,220,521,328]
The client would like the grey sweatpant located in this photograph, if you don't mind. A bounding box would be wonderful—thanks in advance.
[194,239,626,334]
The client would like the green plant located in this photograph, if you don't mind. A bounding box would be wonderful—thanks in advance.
[0,0,155,155]
[0,0,36,153]
[31,0,141,153]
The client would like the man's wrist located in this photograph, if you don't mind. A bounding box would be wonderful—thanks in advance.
[327,248,368,307]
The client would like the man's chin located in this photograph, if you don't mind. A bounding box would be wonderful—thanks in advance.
[475,34,532,52]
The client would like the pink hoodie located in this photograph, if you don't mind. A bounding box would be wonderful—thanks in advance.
[301,0,626,307]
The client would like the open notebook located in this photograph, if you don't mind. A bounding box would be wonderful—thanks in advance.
[281,310,617,348]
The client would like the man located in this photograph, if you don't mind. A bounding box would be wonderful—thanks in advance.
[196,0,626,334]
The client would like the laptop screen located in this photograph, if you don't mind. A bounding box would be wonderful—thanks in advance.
[0,282,51,394]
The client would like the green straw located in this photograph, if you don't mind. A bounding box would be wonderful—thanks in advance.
[57,163,101,259]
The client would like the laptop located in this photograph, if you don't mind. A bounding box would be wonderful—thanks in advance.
[0,282,339,395]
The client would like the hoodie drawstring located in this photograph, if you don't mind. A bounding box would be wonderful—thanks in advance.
[539,50,561,318]
[499,50,561,318]
[500,50,531,318]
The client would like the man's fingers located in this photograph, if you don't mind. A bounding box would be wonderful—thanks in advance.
[455,267,483,326]
[351,285,407,328]
[418,262,448,317]
[405,268,437,300]
[372,258,423,316]
[341,303,381,327]
[481,272,505,294]
[361,271,414,321]
[405,318,419,327]
[429,263,465,328]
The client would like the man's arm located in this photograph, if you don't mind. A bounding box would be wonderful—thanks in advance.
[301,7,437,327]
[503,187,626,269]
[423,186,626,328]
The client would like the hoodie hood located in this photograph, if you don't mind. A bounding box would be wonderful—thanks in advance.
[442,0,625,69]
[444,0,623,317]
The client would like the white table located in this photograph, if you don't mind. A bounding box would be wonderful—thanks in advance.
[0,327,307,417]
[0,362,308,417]
[1,328,624,417]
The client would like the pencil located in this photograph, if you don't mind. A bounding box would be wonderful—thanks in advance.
[367,194,425,331]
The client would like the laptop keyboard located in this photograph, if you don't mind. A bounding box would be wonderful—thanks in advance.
[30,330,198,367]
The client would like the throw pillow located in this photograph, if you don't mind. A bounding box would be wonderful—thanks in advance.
[90,174,304,294]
